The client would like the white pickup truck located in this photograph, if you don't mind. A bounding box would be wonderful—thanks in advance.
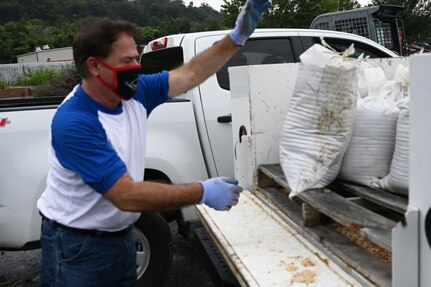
[0,29,396,286]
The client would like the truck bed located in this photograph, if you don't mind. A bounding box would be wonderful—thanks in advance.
[197,163,405,286]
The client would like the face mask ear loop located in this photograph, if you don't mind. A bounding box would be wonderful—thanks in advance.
[97,58,119,90]
[96,74,115,90]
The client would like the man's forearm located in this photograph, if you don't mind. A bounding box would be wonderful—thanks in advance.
[116,180,203,212]
[104,172,203,212]
[168,35,240,97]
[186,35,240,82]
[105,172,242,212]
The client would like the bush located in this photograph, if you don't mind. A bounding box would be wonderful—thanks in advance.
[0,79,8,89]
[32,66,81,97]
[0,65,80,97]
[14,69,61,86]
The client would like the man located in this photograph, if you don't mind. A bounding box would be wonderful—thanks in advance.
[37,0,271,285]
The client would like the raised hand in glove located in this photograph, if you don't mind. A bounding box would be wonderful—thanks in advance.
[199,177,243,211]
[229,0,271,46]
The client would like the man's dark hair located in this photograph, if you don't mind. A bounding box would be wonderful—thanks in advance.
[73,18,141,79]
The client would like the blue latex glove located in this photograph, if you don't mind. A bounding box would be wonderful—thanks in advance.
[229,0,271,46]
[199,177,243,211]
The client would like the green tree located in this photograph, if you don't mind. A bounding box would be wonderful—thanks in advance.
[0,21,32,63]
[205,17,225,30]
[140,26,163,44]
[0,0,24,24]
[175,17,192,33]
[221,0,244,28]
[0,0,224,63]
[221,0,360,29]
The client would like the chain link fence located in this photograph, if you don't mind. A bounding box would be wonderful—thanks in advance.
[0,62,74,83]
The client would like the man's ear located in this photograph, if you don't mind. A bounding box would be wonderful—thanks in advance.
[87,57,100,76]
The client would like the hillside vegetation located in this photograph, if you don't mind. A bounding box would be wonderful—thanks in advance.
[0,0,223,63]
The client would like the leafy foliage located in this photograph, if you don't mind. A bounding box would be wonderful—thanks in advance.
[14,69,60,86]
[0,0,224,63]
[3,65,81,97]
[0,79,8,89]
[221,0,360,29]
[31,66,82,97]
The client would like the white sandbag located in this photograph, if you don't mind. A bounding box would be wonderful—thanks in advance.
[360,65,387,98]
[338,96,399,187]
[357,59,374,98]
[279,44,358,197]
[380,64,409,103]
[373,99,409,194]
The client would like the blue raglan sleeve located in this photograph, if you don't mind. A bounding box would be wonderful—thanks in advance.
[51,111,127,194]
[134,71,170,116]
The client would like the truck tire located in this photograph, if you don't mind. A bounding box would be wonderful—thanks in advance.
[134,212,173,287]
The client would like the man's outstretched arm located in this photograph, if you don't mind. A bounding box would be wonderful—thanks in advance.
[168,0,271,97]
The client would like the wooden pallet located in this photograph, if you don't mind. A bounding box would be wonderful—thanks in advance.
[255,164,408,287]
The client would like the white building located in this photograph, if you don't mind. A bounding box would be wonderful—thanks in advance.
[16,46,73,63]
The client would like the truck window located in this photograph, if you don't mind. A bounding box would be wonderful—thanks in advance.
[217,38,296,90]
[306,37,393,58]
[140,47,184,74]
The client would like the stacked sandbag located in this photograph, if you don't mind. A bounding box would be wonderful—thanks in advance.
[372,101,409,194]
[381,64,410,102]
[279,44,358,197]
[338,63,409,188]
[338,95,399,186]
[357,62,386,99]
[372,66,410,195]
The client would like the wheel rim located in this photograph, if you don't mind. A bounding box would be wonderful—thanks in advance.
[133,227,151,279]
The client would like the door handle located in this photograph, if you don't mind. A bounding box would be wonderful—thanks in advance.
[217,114,232,123]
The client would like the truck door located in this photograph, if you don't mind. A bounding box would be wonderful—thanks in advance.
[195,34,299,177]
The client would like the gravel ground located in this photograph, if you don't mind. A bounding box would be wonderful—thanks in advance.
[0,250,40,287]
[0,222,214,287]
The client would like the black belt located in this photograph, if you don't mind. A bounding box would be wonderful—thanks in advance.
[39,212,133,237]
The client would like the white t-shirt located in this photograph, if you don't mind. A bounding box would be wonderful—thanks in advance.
[37,71,169,231]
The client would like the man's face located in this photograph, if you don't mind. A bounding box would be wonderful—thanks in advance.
[98,33,140,88]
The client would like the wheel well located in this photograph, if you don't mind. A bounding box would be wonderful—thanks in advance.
[144,169,172,184]
[144,169,179,223]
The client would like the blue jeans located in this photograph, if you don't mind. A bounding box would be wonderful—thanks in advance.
[40,217,137,287]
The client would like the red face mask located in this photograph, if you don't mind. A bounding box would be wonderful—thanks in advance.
[96,58,142,100]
